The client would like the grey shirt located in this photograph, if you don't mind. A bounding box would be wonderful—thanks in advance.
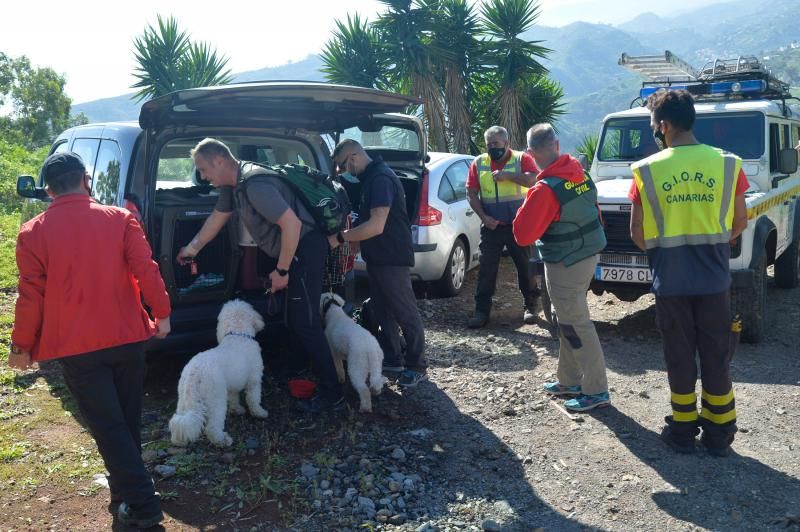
[215,162,315,257]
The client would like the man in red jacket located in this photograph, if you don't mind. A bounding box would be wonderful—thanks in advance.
[9,152,171,529]
[513,124,610,412]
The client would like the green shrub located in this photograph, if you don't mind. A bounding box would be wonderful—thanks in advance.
[0,140,48,215]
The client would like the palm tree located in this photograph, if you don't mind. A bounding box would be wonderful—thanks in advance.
[519,75,565,131]
[480,0,550,148]
[321,14,389,90]
[374,0,450,152]
[131,15,232,102]
[431,0,482,154]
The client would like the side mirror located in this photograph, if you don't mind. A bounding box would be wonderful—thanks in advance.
[778,148,798,175]
[576,153,590,171]
[16,175,49,200]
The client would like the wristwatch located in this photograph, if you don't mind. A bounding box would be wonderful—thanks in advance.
[276,268,289,276]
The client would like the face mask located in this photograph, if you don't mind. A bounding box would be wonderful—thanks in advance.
[488,147,507,161]
[339,172,359,184]
[653,128,666,151]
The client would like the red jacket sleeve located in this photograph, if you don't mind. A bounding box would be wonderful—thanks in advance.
[466,160,479,190]
[123,214,171,319]
[520,152,539,174]
[513,183,561,246]
[735,168,749,195]
[11,229,45,351]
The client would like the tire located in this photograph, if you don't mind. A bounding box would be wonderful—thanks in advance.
[774,238,800,288]
[437,238,467,297]
[732,252,767,343]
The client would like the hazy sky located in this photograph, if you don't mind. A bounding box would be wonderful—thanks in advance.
[1,0,725,104]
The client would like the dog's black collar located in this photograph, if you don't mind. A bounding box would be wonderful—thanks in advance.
[225,332,256,340]
[321,296,343,318]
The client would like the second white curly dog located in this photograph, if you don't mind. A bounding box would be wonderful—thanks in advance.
[321,292,385,412]
[169,299,268,446]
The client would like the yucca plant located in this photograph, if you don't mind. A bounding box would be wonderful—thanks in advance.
[321,14,390,90]
[131,15,232,102]
[576,133,599,167]
[374,0,451,152]
[480,0,550,148]
[430,0,483,153]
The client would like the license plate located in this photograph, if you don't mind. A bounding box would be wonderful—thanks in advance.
[595,266,652,283]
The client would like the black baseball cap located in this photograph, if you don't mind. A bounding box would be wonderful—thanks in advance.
[42,152,86,182]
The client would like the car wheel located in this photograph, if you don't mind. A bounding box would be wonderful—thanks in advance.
[774,237,800,288]
[437,239,467,297]
[732,252,767,343]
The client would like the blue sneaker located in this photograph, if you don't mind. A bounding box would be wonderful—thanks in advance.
[564,392,610,412]
[543,381,582,396]
[397,369,428,388]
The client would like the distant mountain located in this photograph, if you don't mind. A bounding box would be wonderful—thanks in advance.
[71,0,799,153]
[72,54,326,123]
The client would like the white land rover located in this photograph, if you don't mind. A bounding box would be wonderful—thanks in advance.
[589,53,800,343]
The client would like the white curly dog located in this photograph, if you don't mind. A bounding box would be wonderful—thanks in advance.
[320,292,386,412]
[169,299,268,446]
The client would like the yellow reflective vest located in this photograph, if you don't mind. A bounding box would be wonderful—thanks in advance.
[477,150,529,223]
[631,144,740,250]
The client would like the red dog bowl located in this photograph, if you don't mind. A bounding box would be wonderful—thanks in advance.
[288,379,317,399]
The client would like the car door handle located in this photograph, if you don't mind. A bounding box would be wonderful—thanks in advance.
[465,210,474,216]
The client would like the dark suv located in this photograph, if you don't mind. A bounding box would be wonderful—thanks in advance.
[17,82,427,355]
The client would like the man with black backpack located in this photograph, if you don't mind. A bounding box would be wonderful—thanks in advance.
[332,139,427,388]
[177,138,346,414]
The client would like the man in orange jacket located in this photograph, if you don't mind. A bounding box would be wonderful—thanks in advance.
[9,152,171,529]
[514,124,610,412]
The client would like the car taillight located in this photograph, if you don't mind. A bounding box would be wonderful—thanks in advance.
[416,168,442,226]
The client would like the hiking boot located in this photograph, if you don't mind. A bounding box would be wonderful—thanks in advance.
[297,394,347,414]
[701,437,732,457]
[397,369,428,388]
[543,381,582,396]
[660,426,698,454]
[564,392,610,412]
[117,501,164,529]
[524,299,540,324]
[111,490,159,505]
[382,366,404,381]
[467,311,489,329]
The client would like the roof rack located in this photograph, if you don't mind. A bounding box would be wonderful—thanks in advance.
[619,50,796,113]
[619,51,698,82]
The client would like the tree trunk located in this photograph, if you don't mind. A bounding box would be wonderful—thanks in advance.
[498,86,524,150]
[444,63,472,154]
[413,73,449,153]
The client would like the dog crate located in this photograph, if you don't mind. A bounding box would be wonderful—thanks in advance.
[157,201,239,305]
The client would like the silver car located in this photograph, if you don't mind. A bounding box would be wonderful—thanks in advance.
[355,151,481,296]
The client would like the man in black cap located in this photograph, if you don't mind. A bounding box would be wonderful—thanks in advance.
[10,152,171,528]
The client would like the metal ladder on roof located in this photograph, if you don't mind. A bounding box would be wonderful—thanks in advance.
[618,50,699,82]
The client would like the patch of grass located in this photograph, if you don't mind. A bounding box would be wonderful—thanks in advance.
[169,452,212,477]
[0,213,20,292]
[0,440,30,462]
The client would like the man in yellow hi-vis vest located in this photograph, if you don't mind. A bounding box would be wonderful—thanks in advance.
[466,126,540,328]
[629,90,749,457]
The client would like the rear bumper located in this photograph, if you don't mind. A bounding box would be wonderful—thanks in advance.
[144,292,275,357]
[352,242,445,281]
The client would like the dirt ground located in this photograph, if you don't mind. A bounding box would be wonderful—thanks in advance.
[1,259,798,531]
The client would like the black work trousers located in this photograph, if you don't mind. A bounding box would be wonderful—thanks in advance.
[475,224,540,315]
[286,230,343,401]
[59,341,160,515]
[366,265,427,372]
[655,290,737,449]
